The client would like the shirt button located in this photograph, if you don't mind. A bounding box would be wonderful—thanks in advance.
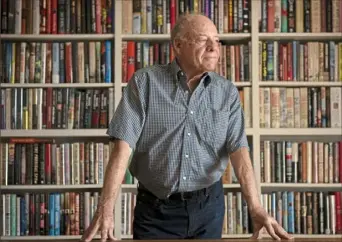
[190,110,194,114]
[185,154,189,158]
[183,176,187,180]
[187,132,191,136]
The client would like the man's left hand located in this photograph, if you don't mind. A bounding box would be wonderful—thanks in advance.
[250,207,293,240]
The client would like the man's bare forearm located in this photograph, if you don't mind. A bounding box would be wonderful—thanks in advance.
[229,147,262,214]
[98,140,132,212]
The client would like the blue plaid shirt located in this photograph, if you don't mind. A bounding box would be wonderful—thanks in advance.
[107,59,249,199]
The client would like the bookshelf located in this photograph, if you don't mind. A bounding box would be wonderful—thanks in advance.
[0,0,341,240]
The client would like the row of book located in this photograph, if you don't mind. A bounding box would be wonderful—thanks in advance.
[3,0,342,35]
[259,41,342,82]
[259,87,342,128]
[0,88,114,130]
[1,86,340,130]
[260,191,342,235]
[1,41,113,84]
[122,41,252,83]
[1,0,114,34]
[120,191,342,236]
[260,141,342,183]
[1,191,101,236]
[2,39,341,85]
[0,140,113,186]
[2,190,341,237]
[122,0,251,35]
[259,0,342,33]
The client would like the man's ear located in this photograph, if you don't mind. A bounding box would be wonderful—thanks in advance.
[172,38,182,55]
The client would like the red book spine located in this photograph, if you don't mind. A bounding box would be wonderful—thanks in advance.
[51,0,57,34]
[170,0,176,30]
[65,43,73,83]
[267,0,275,32]
[282,44,288,81]
[287,43,293,80]
[46,0,51,33]
[45,143,51,184]
[95,0,102,33]
[126,41,136,82]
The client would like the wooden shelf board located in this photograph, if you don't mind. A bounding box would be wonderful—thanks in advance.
[0,129,108,137]
[0,83,113,88]
[0,34,114,41]
[258,32,342,41]
[259,81,342,87]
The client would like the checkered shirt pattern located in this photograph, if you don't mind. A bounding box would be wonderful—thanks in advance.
[107,59,249,199]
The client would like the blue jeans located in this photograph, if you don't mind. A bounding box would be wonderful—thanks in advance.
[132,180,225,239]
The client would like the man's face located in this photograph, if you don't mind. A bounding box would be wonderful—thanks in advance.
[176,18,220,73]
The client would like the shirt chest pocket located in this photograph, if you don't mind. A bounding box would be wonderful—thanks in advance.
[198,108,230,149]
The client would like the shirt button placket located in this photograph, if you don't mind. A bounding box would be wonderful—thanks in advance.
[179,100,195,191]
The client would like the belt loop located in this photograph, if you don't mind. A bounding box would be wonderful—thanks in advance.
[204,187,209,196]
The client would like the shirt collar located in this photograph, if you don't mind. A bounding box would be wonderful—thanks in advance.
[170,58,212,87]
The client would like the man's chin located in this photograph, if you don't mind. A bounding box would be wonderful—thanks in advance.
[202,64,217,72]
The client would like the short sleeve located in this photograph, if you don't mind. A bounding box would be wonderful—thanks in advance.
[226,85,249,154]
[106,72,147,150]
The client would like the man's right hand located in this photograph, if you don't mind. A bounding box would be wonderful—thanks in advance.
[81,203,117,242]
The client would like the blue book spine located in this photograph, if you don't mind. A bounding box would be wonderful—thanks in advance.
[55,193,60,235]
[267,41,274,80]
[329,41,335,82]
[49,193,55,235]
[52,43,60,83]
[282,192,288,232]
[105,41,111,83]
[6,42,12,83]
[287,191,295,233]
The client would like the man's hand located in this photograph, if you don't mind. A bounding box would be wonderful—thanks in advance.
[229,147,292,240]
[81,202,117,242]
[250,206,293,240]
[81,139,132,242]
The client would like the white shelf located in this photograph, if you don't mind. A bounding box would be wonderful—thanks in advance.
[258,32,342,41]
[261,183,342,192]
[121,33,251,41]
[119,233,342,240]
[0,129,108,137]
[253,234,342,239]
[121,183,241,193]
[121,81,252,87]
[0,34,115,41]
[259,81,342,87]
[0,235,100,240]
[0,83,114,88]
[259,128,342,136]
[1,184,103,192]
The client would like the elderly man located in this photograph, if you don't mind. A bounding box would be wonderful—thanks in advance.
[81,14,292,241]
